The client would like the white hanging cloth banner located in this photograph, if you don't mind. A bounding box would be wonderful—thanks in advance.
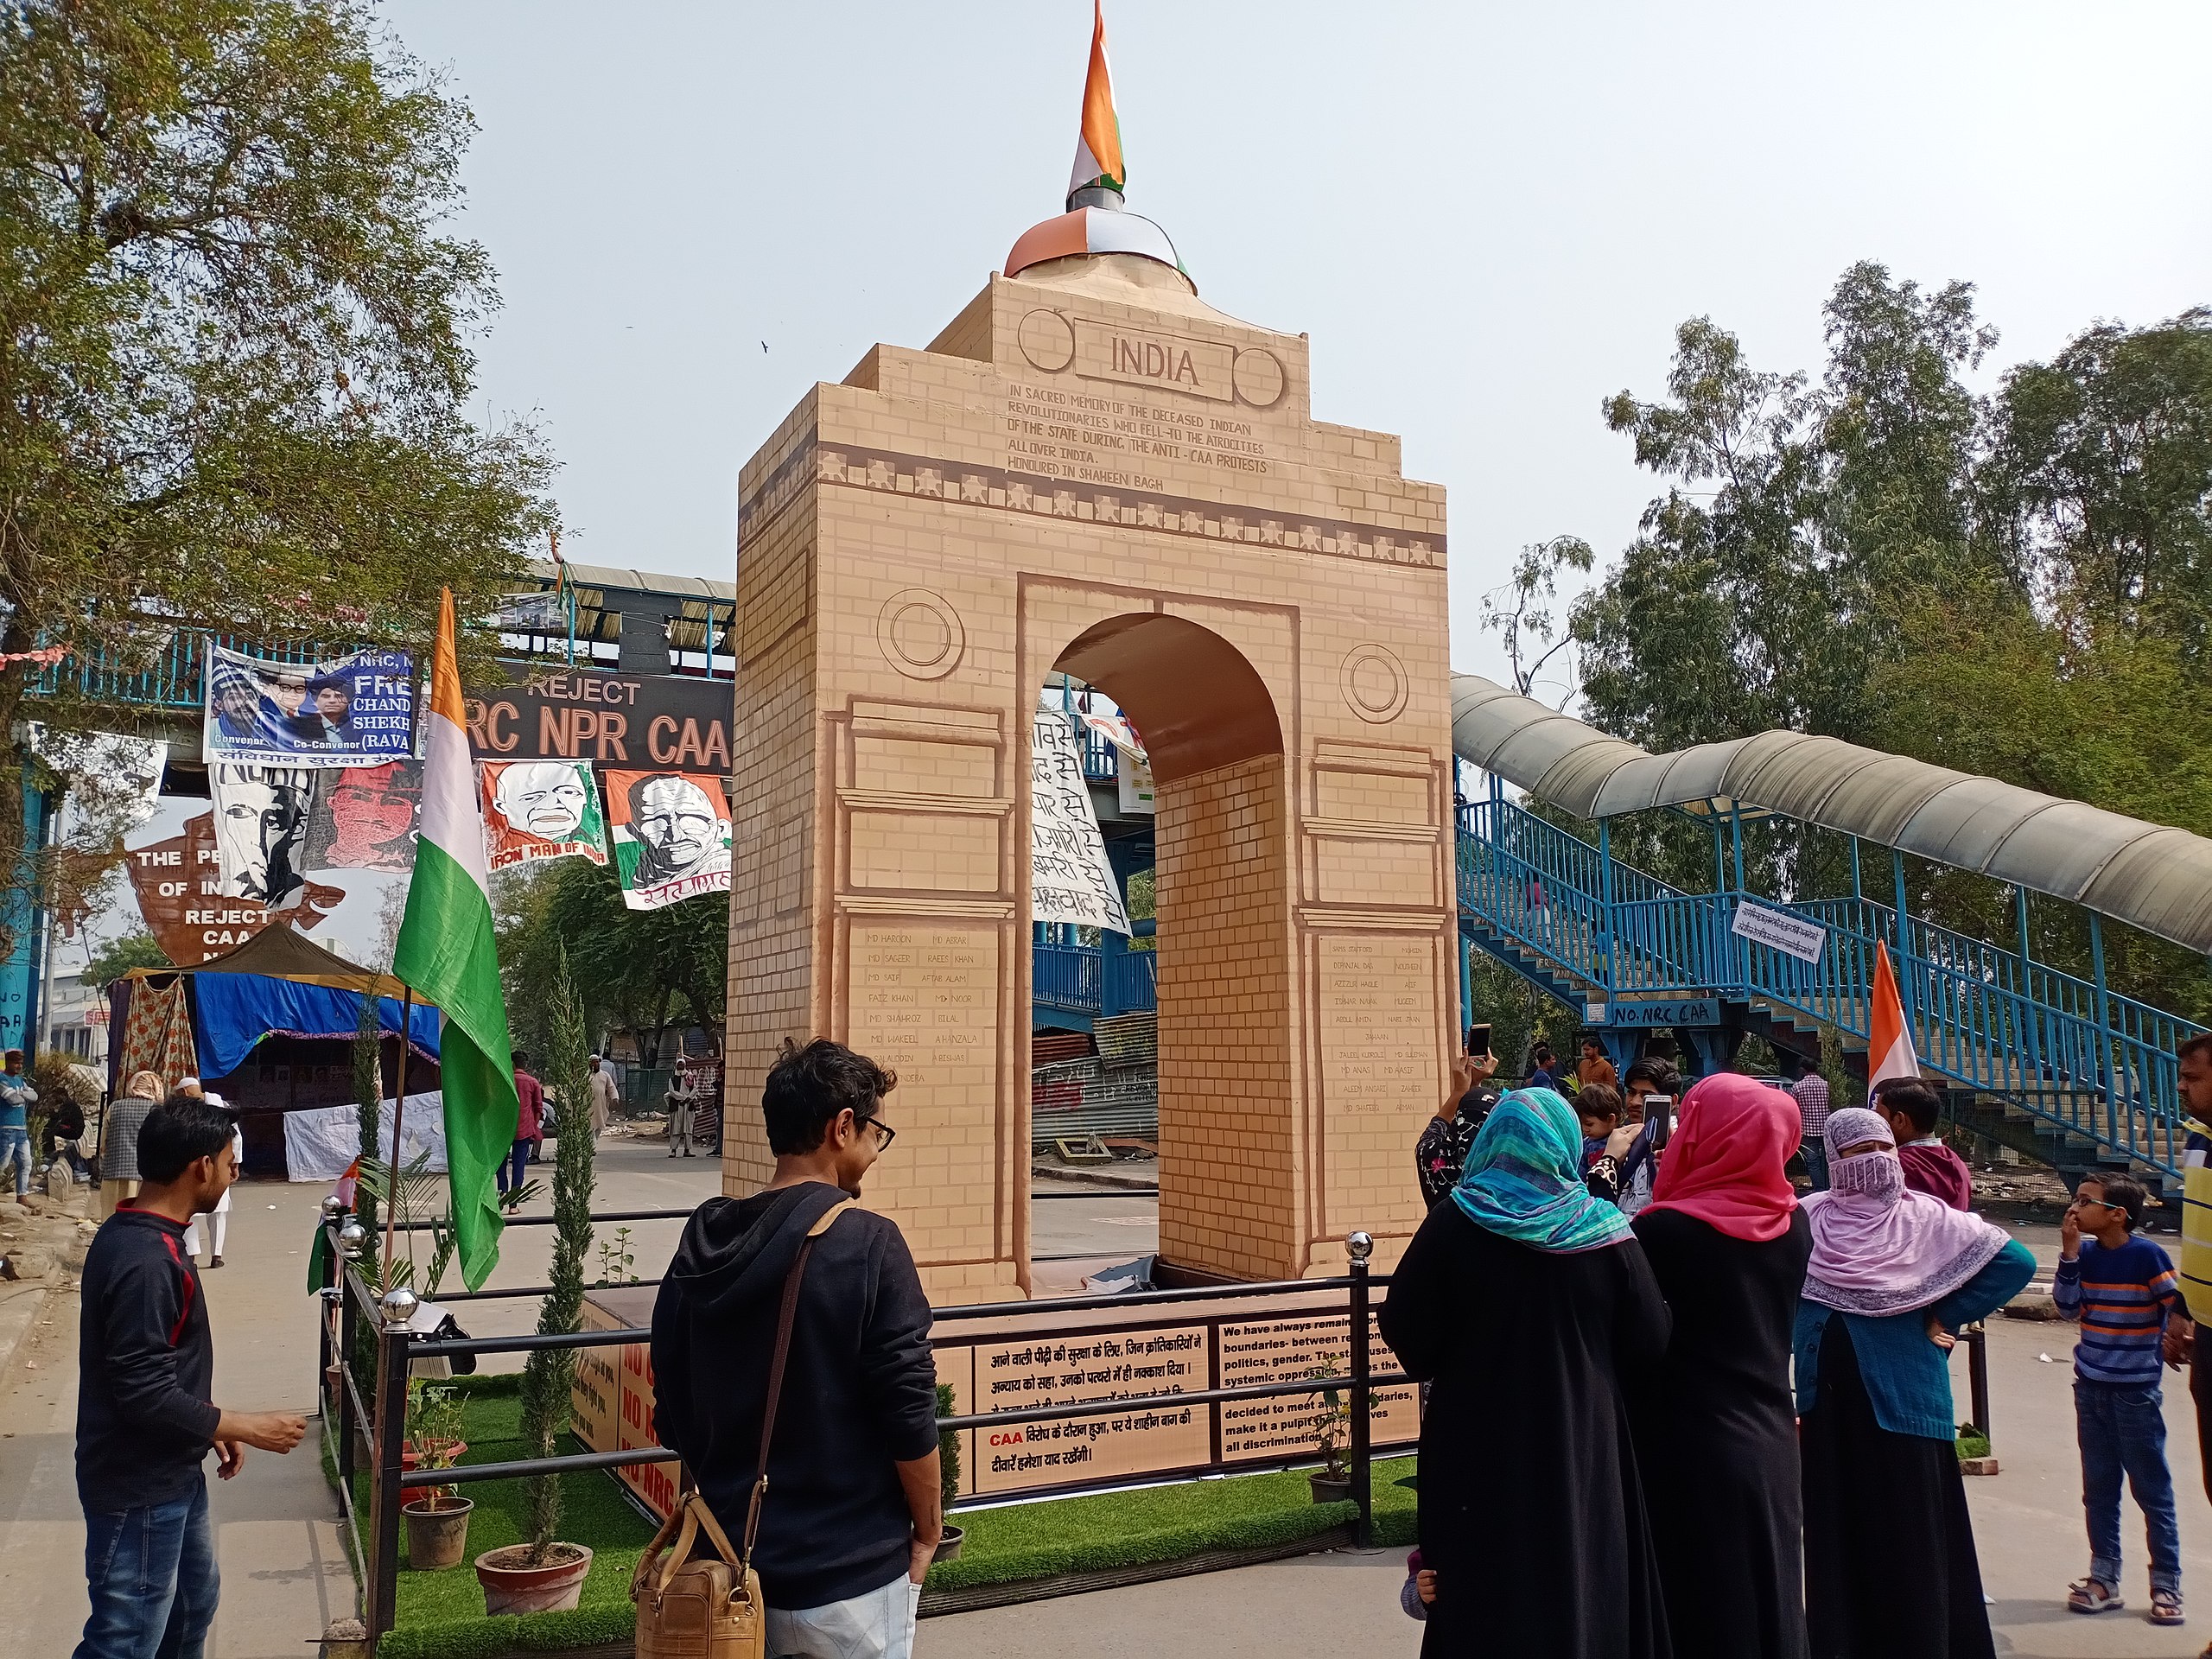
[1031,699,1131,935]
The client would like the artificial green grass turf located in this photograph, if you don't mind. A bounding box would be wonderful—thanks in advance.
[368,1381,1414,1658]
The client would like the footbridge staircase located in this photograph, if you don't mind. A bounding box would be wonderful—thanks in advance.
[1449,675,2212,1194]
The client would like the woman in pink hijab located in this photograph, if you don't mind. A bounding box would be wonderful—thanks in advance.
[1628,1071,1811,1659]
[1795,1106,2036,1659]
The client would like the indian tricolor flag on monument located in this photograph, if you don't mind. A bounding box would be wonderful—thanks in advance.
[393,589,518,1289]
[1867,941,1922,1093]
[1068,0,1125,203]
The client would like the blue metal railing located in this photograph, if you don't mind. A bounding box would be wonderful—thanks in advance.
[1456,798,2201,1178]
[1033,943,1156,1018]
[1081,728,1119,784]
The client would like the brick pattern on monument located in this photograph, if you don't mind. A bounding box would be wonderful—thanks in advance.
[739,435,1446,572]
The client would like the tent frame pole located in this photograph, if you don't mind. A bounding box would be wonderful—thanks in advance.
[381,986,416,1274]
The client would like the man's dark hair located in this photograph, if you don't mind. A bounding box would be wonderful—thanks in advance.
[138,1097,238,1184]
[1624,1058,1681,1096]
[1576,1083,1623,1124]
[3,1047,19,1065]
[1580,1036,1601,1052]
[2085,1173,2149,1230]
[2181,1033,2212,1066]
[512,1049,530,1068]
[306,674,350,697]
[763,1039,898,1156]
[1872,1077,1943,1135]
[1532,1044,1556,1066]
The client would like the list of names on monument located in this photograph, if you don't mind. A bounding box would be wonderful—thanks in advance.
[1319,935,1436,1113]
[1218,1314,1420,1463]
[849,925,996,1090]
[961,1326,1212,1494]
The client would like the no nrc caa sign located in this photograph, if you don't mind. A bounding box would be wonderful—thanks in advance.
[464,667,731,771]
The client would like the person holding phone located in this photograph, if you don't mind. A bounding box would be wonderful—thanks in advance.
[1588,1059,1678,1216]
[1414,1037,1499,1209]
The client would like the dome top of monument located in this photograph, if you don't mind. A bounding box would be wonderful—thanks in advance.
[1005,201,1192,290]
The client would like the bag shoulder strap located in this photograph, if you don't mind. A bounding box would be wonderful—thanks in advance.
[741,1198,854,1563]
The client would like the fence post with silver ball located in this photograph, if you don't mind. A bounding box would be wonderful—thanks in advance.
[1347,1230,1374,1547]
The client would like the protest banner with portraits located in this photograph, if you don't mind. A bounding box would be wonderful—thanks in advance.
[479,760,608,871]
[302,760,421,873]
[602,770,731,911]
[128,810,341,964]
[203,644,416,767]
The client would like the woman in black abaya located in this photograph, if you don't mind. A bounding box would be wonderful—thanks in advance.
[1380,1088,1672,1659]
[1629,1072,1812,1659]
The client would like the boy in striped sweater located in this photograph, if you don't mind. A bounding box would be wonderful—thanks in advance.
[2056,1172,2186,1624]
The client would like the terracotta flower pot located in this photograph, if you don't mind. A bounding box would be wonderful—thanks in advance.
[401,1495,474,1571]
[931,1524,964,1565]
[475,1542,594,1616]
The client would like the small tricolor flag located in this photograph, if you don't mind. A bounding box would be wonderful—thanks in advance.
[392,589,518,1289]
[1067,0,1125,203]
[1867,942,1921,1093]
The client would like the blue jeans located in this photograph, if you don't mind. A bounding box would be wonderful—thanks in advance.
[2076,1379,2181,1594]
[0,1123,29,1198]
[77,1473,218,1659]
[495,1137,531,1195]
[1800,1140,1829,1191]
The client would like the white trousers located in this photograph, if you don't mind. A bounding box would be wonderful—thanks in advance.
[184,1211,227,1259]
[766,1573,920,1659]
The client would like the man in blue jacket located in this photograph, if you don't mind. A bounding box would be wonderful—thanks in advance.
[75,1096,307,1659]
[652,1040,941,1659]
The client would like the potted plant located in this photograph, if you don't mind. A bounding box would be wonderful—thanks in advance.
[932,1382,963,1563]
[476,948,597,1615]
[400,1385,474,1569]
[1304,1357,1353,1504]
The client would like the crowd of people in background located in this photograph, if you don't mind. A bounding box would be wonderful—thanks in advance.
[1396,1030,2212,1657]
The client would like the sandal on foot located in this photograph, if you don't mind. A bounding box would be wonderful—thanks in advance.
[2150,1587,2184,1626]
[2069,1579,2125,1614]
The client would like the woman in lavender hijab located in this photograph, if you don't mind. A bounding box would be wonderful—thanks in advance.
[1796,1106,2036,1659]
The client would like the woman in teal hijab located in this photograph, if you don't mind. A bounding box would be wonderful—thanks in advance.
[1381,1088,1673,1657]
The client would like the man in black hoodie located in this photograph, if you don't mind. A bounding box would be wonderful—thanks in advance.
[75,1096,307,1659]
[652,1039,939,1658]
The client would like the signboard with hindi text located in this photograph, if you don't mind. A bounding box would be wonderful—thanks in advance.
[1030,701,1129,933]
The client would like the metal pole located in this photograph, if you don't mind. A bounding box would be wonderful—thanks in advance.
[1346,1232,1374,1548]
[1598,818,1617,997]
[1849,836,1863,902]
[337,1269,359,1484]
[367,1315,412,1642]
[1966,1322,1992,1443]
[382,987,416,1274]
[1892,850,1916,1037]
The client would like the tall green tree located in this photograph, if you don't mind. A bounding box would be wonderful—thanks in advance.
[0,0,556,946]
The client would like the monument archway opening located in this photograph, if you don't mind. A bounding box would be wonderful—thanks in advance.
[1043,614,1290,1285]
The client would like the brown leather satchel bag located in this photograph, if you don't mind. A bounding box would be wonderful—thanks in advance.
[632,1199,852,1659]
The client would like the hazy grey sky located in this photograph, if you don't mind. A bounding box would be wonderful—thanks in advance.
[376,0,2212,692]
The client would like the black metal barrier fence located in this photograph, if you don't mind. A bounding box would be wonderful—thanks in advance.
[315,1206,1403,1647]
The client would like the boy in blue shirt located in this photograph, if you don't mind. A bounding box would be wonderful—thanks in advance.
[2055,1172,2185,1624]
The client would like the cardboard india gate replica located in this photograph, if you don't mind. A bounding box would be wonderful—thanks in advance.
[578,73,1452,1506]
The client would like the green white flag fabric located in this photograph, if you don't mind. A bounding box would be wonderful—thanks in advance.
[391,590,517,1289]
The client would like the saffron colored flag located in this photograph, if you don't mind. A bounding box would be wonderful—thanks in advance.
[1068,0,1125,201]
[1867,941,1921,1093]
[391,590,517,1289]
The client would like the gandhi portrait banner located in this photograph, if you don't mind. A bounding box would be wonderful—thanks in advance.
[479,760,608,872]
[602,769,731,911]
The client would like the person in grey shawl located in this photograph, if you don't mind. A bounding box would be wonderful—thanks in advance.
[98,1070,164,1218]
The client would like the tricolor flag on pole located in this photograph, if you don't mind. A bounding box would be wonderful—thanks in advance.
[1867,941,1921,1093]
[1067,0,1125,203]
[392,589,517,1289]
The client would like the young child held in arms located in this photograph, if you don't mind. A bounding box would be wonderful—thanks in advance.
[1577,1085,1623,1174]
[2055,1173,2187,1624]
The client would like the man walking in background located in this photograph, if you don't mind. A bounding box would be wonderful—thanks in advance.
[652,1039,940,1659]
[665,1058,697,1158]
[1788,1052,1832,1190]
[499,1050,543,1202]
[588,1054,620,1138]
[1575,1037,1617,1091]
[76,1095,307,1658]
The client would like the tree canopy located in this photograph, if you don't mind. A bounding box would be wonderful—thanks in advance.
[82,925,168,988]
[1541,265,2212,1016]
[0,0,555,943]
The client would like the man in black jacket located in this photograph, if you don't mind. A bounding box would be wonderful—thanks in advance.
[75,1096,307,1659]
[652,1039,939,1659]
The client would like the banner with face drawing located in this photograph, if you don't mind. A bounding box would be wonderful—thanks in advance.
[479,760,609,871]
[208,765,320,910]
[601,770,731,910]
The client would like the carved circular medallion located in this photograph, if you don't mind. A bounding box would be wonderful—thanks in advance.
[1340,643,1408,724]
[1017,309,1077,373]
[877,588,965,681]
[1233,347,1287,409]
